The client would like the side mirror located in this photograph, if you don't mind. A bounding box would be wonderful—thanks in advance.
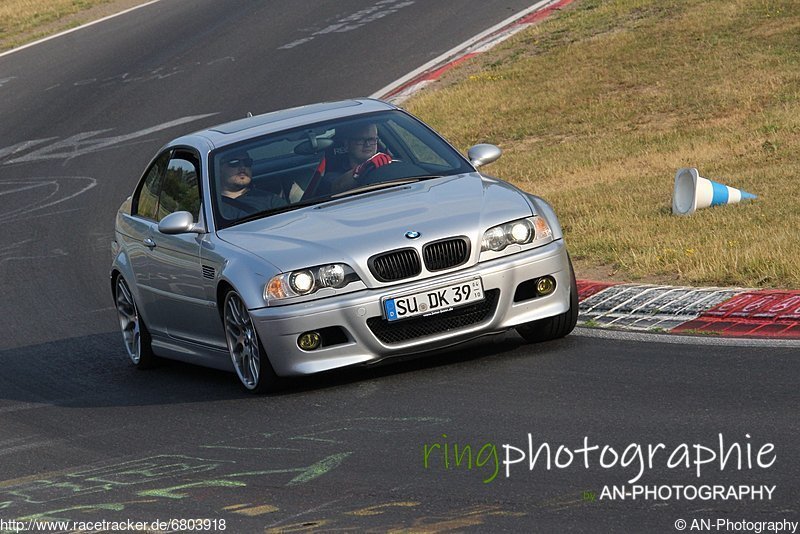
[467,143,502,168]
[158,211,202,235]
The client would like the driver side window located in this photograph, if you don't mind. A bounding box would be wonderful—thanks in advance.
[134,152,170,220]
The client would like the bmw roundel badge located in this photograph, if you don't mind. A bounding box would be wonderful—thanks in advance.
[405,231,421,239]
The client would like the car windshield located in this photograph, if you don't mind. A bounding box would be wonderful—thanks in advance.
[210,110,474,229]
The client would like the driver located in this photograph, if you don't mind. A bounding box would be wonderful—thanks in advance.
[217,150,287,220]
[315,123,393,196]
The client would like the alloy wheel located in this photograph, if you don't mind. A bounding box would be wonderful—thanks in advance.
[115,276,142,364]
[224,292,261,390]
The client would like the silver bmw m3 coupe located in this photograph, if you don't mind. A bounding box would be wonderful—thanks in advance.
[111,98,577,392]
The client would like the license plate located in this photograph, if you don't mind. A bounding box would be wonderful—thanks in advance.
[383,278,484,322]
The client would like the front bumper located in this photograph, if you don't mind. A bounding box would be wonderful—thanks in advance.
[251,239,572,376]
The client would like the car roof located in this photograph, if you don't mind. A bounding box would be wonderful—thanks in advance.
[172,98,399,150]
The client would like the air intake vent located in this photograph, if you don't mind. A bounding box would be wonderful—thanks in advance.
[368,248,421,282]
[202,265,216,280]
[367,289,499,344]
[423,237,470,271]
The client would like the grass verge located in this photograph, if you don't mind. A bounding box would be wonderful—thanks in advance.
[0,0,137,52]
[405,0,799,288]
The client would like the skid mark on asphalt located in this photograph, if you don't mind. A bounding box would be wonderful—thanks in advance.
[0,416,449,527]
[1,114,216,165]
[138,480,245,499]
[0,138,57,160]
[225,503,279,516]
[0,177,96,225]
[70,57,237,89]
[265,502,528,533]
[221,452,352,486]
[0,114,217,238]
[279,0,415,49]
[0,237,70,270]
[347,501,419,516]
[1,58,236,94]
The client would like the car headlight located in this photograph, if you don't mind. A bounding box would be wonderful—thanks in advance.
[265,263,360,301]
[480,216,553,257]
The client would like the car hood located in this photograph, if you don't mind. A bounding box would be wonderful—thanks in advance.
[217,173,534,277]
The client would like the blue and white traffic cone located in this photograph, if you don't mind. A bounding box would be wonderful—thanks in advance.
[672,167,757,215]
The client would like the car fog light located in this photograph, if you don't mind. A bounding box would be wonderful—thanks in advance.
[298,331,321,351]
[536,276,556,296]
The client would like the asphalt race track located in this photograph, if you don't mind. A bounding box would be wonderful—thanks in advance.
[0,1,798,532]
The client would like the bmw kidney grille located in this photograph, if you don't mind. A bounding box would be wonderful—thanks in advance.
[368,248,422,282]
[423,237,470,271]
[368,237,470,282]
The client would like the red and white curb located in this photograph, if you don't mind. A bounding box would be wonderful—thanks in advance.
[371,0,576,104]
[578,281,800,339]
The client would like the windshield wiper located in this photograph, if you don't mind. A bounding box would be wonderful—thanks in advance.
[331,176,439,199]
[229,176,443,225]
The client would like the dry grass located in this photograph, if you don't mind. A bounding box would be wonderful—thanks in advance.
[405,0,800,288]
[0,0,121,50]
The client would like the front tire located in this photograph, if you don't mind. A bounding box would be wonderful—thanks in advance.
[515,261,579,343]
[223,290,279,393]
[114,275,157,368]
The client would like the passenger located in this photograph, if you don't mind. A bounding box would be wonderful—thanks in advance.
[312,123,394,196]
[217,151,286,220]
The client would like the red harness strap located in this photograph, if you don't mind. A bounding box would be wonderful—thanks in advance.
[305,156,327,195]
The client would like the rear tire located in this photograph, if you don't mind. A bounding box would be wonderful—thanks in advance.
[114,275,157,369]
[515,260,578,343]
[223,290,280,393]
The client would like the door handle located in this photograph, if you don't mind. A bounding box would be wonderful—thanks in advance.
[143,237,157,248]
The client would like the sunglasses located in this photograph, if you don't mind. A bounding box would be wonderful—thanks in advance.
[350,137,379,147]
[225,157,253,168]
